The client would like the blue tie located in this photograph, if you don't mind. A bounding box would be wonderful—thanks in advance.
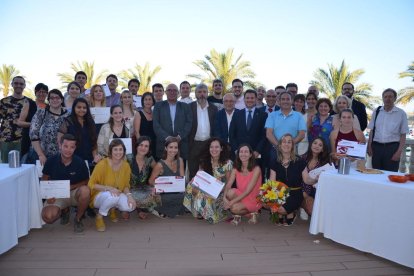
[247,110,253,130]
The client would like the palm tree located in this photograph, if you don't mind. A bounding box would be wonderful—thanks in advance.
[0,64,21,98]
[57,61,108,90]
[310,60,379,110]
[118,62,161,95]
[187,48,256,94]
[396,61,414,105]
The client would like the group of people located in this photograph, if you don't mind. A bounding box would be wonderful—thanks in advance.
[0,72,409,233]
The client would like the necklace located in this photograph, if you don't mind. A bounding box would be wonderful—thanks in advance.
[143,109,152,115]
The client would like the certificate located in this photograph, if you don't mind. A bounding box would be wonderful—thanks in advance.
[337,140,367,159]
[102,84,112,97]
[192,171,225,199]
[109,138,132,154]
[90,107,110,124]
[36,160,43,178]
[154,176,185,193]
[40,180,70,199]
[309,163,336,179]
[133,95,142,109]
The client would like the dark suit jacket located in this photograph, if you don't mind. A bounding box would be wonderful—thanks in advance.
[153,100,193,159]
[189,101,218,146]
[213,109,239,142]
[352,99,367,131]
[229,108,268,154]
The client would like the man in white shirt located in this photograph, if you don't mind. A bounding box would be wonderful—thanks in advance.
[232,79,246,110]
[188,83,218,179]
[367,88,408,172]
[179,81,193,104]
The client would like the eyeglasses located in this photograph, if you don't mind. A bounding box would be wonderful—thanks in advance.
[166,89,178,92]
[266,95,277,98]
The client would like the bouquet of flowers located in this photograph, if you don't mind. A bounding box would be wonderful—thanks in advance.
[257,180,290,223]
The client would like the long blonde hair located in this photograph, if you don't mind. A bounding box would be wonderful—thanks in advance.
[89,84,106,107]
[120,90,134,115]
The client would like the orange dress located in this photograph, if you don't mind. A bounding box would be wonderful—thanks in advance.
[233,168,262,212]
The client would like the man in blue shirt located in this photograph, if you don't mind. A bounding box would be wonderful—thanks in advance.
[41,134,90,233]
[265,91,306,161]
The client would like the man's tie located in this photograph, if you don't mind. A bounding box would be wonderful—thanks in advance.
[268,108,273,113]
[247,110,253,130]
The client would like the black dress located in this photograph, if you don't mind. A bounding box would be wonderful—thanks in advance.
[138,111,156,156]
[270,158,306,213]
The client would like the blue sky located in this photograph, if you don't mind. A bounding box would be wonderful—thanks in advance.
[1,0,413,111]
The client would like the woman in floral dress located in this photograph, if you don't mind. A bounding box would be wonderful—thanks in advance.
[184,137,233,224]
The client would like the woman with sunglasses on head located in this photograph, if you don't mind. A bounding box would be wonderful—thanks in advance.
[148,137,185,218]
[29,89,68,165]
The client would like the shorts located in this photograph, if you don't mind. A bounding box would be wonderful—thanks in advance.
[43,187,80,209]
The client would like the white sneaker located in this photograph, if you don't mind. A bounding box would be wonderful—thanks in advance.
[299,208,308,221]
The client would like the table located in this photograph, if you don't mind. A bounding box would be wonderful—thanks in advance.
[0,164,43,254]
[310,169,414,268]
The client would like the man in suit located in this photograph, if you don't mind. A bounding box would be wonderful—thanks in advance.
[229,89,267,159]
[213,93,238,143]
[153,83,192,160]
[342,82,367,131]
[261,89,280,114]
[188,83,218,179]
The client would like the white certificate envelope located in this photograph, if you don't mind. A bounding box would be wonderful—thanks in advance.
[36,160,43,178]
[133,95,142,109]
[102,84,112,97]
[40,180,70,199]
[192,171,225,199]
[309,163,336,179]
[90,107,111,124]
[154,176,185,193]
[337,140,367,159]
[109,138,132,154]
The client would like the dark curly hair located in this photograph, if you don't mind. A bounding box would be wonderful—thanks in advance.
[199,137,231,175]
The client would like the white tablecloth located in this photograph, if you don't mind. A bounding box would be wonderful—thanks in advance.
[310,169,414,268]
[0,164,43,254]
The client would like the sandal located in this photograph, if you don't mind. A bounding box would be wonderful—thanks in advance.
[231,215,242,226]
[285,213,297,226]
[248,212,259,224]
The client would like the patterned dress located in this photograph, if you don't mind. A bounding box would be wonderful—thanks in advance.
[183,160,233,224]
[129,156,161,212]
[29,107,69,158]
[308,114,334,149]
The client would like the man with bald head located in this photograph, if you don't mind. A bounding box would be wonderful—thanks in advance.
[213,93,238,144]
[307,85,319,97]
[261,89,280,114]
[153,83,192,160]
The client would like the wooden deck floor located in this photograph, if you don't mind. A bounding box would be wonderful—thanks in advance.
[1,211,413,276]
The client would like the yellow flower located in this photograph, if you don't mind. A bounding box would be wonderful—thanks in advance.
[278,191,285,198]
[265,190,277,200]
[280,186,286,193]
